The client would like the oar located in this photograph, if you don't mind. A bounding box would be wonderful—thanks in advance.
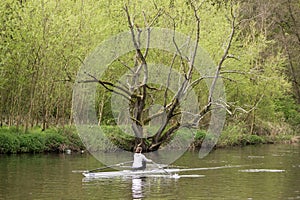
[72,161,133,173]
[151,161,171,175]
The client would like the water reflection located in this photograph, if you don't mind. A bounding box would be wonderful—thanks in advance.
[0,144,299,199]
[83,176,147,199]
[131,177,145,199]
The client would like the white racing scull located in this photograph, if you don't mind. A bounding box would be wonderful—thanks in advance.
[82,165,242,179]
[83,168,202,179]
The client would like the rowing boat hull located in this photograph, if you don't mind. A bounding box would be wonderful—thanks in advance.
[82,168,181,178]
[81,165,241,179]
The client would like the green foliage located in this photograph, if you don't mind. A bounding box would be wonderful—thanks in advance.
[240,134,265,145]
[18,134,45,153]
[218,124,244,146]
[275,95,300,128]
[194,130,207,141]
[217,123,264,146]
[0,126,84,154]
[0,0,299,150]
[44,132,66,152]
[0,133,20,153]
[57,126,85,151]
[102,126,135,150]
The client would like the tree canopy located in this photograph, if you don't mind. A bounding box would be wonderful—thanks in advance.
[0,0,299,151]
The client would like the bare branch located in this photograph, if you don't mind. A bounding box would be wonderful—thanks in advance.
[145,84,158,90]
[152,0,204,142]
[124,5,152,140]
[287,0,300,45]
[226,54,240,61]
[149,9,163,27]
[230,94,264,115]
[79,72,132,101]
[184,2,238,127]
[124,5,148,86]
[164,54,177,108]
[208,2,236,103]
[142,8,163,59]
[188,75,236,91]
[143,109,165,124]
[188,0,201,79]
[117,58,134,73]
[143,27,151,59]
[150,122,181,150]
[220,70,247,75]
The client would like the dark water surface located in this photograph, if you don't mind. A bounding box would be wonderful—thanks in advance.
[0,144,299,200]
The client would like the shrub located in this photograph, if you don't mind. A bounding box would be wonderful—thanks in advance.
[0,133,20,153]
[102,125,135,150]
[18,134,45,153]
[275,96,300,128]
[218,124,245,146]
[44,133,67,152]
[194,130,207,141]
[241,134,265,145]
[56,126,85,151]
[0,126,87,153]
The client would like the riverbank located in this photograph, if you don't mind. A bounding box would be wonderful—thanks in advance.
[0,125,298,154]
[189,130,299,150]
[0,126,84,154]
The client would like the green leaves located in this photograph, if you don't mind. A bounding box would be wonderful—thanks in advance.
[0,0,298,137]
[0,133,20,154]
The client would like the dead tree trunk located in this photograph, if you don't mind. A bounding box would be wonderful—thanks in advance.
[79,2,236,152]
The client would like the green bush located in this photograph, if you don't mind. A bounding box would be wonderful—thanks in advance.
[0,133,20,153]
[42,126,86,152]
[44,133,67,152]
[66,133,85,151]
[275,96,300,128]
[18,134,45,153]
[0,126,87,153]
[241,134,265,145]
[218,124,245,146]
[102,125,135,149]
[194,130,206,141]
[6,126,22,134]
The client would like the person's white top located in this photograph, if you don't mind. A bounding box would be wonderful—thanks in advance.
[132,153,151,169]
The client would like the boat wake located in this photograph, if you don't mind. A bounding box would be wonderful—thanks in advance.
[239,169,285,173]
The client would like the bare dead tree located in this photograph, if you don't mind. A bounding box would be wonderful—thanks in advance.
[79,1,237,152]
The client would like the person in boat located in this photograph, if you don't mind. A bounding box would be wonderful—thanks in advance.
[132,146,152,171]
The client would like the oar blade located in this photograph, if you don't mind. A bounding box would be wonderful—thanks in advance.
[72,170,88,173]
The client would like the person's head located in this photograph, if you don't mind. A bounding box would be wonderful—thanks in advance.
[135,146,142,153]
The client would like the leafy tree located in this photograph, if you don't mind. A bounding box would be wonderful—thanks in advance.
[0,0,298,152]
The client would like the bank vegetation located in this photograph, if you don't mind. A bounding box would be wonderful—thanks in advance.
[0,0,299,153]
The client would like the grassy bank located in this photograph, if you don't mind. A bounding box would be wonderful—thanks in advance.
[0,126,84,154]
[191,124,299,149]
[0,125,298,154]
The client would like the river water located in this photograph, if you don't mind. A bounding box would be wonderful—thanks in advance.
[0,144,299,200]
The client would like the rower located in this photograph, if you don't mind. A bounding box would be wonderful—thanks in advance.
[132,146,152,171]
